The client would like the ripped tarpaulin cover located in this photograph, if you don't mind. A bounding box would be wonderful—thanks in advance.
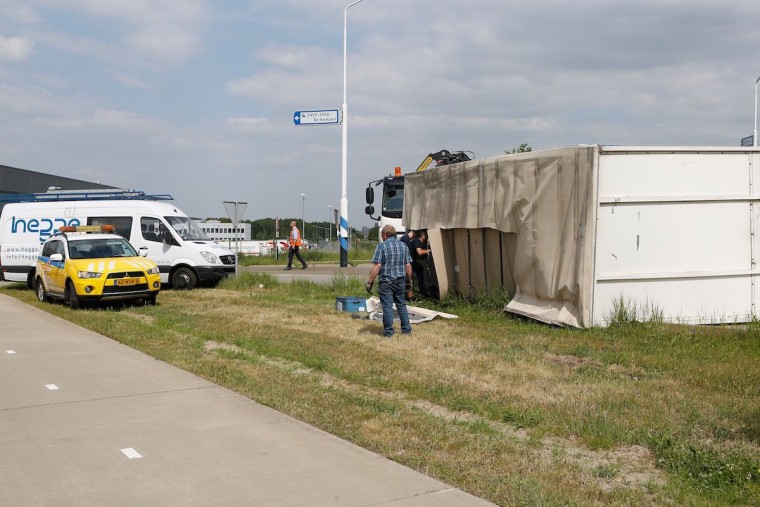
[365,296,458,324]
[403,146,597,328]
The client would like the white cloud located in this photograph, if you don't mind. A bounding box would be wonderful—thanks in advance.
[31,108,168,136]
[0,83,66,114]
[28,0,207,68]
[226,45,340,106]
[0,1,42,24]
[106,69,150,89]
[226,117,270,132]
[0,36,35,62]
[253,45,335,70]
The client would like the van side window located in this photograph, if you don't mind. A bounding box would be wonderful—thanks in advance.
[141,217,173,244]
[88,217,133,240]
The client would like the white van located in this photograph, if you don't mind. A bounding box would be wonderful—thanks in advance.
[0,190,235,289]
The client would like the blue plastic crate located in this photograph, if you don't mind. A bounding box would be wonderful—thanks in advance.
[336,296,366,312]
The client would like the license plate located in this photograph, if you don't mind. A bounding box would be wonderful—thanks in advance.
[115,278,139,287]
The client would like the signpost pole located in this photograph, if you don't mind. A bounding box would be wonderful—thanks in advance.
[341,0,366,268]
[754,76,760,147]
[223,201,247,277]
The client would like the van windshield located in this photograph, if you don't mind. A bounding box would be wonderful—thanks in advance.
[164,216,211,241]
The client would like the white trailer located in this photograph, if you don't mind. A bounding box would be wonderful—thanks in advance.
[403,145,760,327]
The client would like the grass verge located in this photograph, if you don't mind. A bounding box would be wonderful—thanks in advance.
[2,277,759,506]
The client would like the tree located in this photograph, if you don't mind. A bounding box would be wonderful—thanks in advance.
[505,143,532,154]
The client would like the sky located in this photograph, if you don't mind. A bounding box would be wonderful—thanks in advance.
[0,0,759,228]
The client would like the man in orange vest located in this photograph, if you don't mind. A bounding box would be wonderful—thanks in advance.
[285,220,308,270]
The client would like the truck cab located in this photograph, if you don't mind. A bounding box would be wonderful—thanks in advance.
[364,151,472,240]
[365,171,405,239]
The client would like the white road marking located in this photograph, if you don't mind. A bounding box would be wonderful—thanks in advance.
[121,448,143,459]
[6,350,16,354]
[46,384,59,390]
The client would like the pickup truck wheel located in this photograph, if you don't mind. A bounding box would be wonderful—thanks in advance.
[36,278,49,303]
[65,280,81,310]
[171,267,197,290]
[146,293,157,305]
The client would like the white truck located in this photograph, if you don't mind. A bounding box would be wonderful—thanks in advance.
[0,189,235,289]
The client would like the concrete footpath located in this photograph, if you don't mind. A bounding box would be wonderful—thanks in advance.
[0,292,494,506]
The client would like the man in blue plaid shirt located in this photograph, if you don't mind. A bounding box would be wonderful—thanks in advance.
[367,225,413,337]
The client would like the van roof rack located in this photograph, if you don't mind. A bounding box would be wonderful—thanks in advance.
[0,189,174,203]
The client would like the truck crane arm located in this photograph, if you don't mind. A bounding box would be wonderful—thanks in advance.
[415,150,473,172]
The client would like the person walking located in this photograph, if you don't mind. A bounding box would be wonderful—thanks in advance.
[366,225,413,338]
[285,220,308,270]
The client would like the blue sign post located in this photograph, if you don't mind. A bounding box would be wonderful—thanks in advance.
[293,109,341,126]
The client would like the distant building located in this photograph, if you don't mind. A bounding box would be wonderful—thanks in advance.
[0,163,113,195]
[198,220,250,243]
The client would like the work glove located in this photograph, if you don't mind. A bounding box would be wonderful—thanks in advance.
[365,281,374,294]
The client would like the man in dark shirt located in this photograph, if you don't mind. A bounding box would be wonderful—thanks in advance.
[409,230,429,296]
[400,228,414,254]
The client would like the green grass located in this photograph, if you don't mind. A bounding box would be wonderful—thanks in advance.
[2,278,759,506]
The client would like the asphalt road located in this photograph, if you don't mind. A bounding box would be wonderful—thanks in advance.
[240,262,371,283]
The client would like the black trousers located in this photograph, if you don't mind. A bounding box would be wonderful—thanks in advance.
[412,260,425,294]
[287,246,306,267]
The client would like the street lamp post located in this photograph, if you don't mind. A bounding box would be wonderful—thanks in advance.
[300,193,306,240]
[754,76,760,147]
[328,204,333,245]
[341,0,366,267]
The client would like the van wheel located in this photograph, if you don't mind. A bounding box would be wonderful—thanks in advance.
[36,278,49,303]
[171,267,197,290]
[27,270,36,290]
[65,280,81,310]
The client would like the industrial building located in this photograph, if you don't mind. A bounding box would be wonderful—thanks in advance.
[0,164,113,196]
[198,220,251,242]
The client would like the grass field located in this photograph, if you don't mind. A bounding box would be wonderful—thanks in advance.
[3,274,759,506]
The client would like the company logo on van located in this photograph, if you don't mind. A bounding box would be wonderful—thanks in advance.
[11,216,81,242]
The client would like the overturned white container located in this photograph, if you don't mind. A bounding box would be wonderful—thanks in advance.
[404,145,760,327]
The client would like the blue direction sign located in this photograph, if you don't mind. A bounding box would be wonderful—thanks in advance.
[293,109,341,126]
